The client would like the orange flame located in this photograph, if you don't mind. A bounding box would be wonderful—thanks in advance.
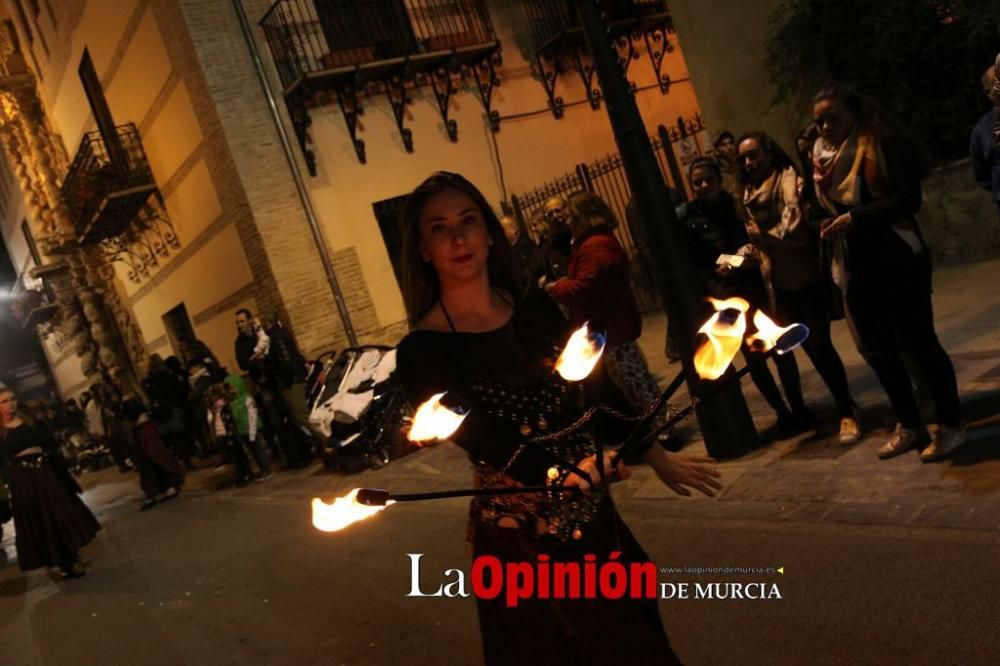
[692,298,749,380]
[555,323,607,382]
[407,392,467,442]
[311,489,392,532]
[746,310,797,354]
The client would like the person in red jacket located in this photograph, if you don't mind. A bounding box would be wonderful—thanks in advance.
[546,191,676,448]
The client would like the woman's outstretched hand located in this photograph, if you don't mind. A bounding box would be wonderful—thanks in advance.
[644,448,723,498]
[557,454,632,495]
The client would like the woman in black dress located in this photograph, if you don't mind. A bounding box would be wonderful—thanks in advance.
[0,387,100,578]
[395,172,721,665]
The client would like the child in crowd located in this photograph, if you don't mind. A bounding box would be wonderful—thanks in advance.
[207,374,271,487]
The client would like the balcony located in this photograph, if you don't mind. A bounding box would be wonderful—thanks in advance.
[524,0,674,117]
[61,123,158,245]
[260,0,502,169]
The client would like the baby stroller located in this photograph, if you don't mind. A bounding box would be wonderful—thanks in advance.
[68,430,115,473]
[307,345,416,474]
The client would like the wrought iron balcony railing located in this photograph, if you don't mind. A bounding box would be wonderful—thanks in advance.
[260,0,501,170]
[524,0,674,118]
[526,0,668,50]
[61,123,158,244]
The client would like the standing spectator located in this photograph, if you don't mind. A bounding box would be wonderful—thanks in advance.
[679,157,810,435]
[971,57,1000,220]
[535,196,573,284]
[143,355,197,469]
[207,374,271,487]
[122,398,184,511]
[178,336,221,371]
[166,355,204,458]
[264,318,312,468]
[82,389,107,452]
[98,382,134,474]
[235,308,288,464]
[812,84,965,462]
[713,130,743,202]
[0,387,100,579]
[547,191,679,448]
[737,132,860,443]
[500,213,538,291]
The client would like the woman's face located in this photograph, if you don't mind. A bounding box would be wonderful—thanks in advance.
[690,166,722,202]
[0,391,18,422]
[418,188,492,287]
[813,98,855,146]
[738,138,774,184]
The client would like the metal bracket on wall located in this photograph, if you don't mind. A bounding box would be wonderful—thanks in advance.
[385,73,414,153]
[614,33,639,84]
[535,50,564,120]
[470,51,502,132]
[570,45,602,110]
[336,80,367,164]
[96,195,180,284]
[642,21,674,94]
[286,87,317,176]
[429,65,459,142]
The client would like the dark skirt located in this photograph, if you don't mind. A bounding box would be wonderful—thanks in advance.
[133,421,185,499]
[5,455,101,571]
[473,502,681,666]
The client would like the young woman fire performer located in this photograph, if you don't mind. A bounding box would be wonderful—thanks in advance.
[0,387,101,578]
[395,171,721,665]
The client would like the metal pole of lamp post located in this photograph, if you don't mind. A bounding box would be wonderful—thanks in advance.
[575,0,757,459]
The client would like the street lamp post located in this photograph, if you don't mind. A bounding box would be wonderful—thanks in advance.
[576,0,758,458]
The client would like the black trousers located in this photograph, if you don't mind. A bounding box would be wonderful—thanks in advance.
[843,250,960,429]
[775,282,856,418]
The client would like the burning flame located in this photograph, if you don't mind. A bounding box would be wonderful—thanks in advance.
[407,392,467,442]
[555,323,607,382]
[311,489,392,532]
[692,298,749,380]
[745,310,798,354]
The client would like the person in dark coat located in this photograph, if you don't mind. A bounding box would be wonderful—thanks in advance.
[0,387,100,578]
[143,354,197,469]
[500,213,538,291]
[534,196,573,284]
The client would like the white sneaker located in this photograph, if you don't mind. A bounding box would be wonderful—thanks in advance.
[920,426,967,463]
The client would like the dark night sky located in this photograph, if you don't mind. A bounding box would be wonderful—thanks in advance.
[0,233,45,372]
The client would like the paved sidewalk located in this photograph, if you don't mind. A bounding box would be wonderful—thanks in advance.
[628,257,1000,531]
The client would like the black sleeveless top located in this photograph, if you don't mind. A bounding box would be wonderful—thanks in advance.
[397,289,618,541]
[0,422,59,465]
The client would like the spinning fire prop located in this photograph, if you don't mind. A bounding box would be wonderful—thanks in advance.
[312,306,809,533]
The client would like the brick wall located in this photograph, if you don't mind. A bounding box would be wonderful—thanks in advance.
[172,0,398,357]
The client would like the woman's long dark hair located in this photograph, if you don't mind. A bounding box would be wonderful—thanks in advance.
[735,131,798,187]
[399,172,519,325]
[811,83,930,179]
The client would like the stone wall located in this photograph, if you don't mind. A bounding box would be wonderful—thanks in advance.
[921,159,1000,263]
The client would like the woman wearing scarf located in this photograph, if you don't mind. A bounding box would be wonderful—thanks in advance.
[738,132,860,442]
[811,84,965,462]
